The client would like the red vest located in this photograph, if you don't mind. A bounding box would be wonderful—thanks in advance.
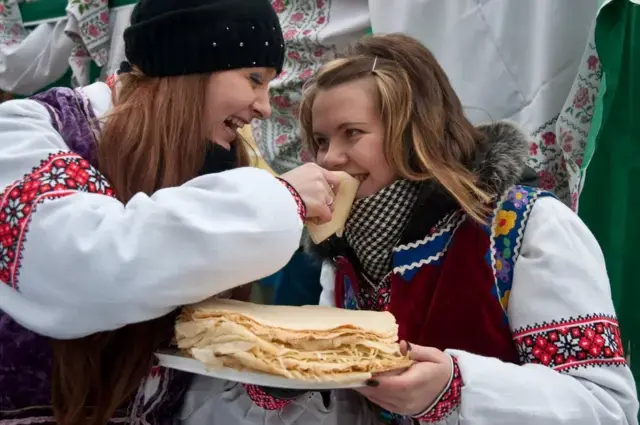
[333,185,554,365]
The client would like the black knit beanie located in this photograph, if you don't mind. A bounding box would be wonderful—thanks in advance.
[123,0,285,77]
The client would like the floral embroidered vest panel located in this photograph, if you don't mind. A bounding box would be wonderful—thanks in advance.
[334,185,555,365]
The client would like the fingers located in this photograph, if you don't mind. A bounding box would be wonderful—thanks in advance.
[322,169,342,192]
[357,362,437,415]
[402,341,448,363]
[315,204,333,224]
[373,362,435,393]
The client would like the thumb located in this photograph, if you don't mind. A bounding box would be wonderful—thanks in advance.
[401,341,447,363]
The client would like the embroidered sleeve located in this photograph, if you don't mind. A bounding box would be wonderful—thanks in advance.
[0,152,115,290]
[0,100,302,339]
[242,384,300,410]
[414,356,463,423]
[443,197,637,424]
[277,177,307,221]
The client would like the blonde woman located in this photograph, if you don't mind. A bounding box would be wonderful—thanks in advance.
[187,33,638,425]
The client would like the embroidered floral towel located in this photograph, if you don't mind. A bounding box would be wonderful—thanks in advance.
[65,0,110,86]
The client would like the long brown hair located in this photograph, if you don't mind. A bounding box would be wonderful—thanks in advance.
[50,67,250,425]
[300,33,492,222]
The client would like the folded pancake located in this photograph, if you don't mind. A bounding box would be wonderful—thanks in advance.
[176,299,413,383]
[306,171,360,244]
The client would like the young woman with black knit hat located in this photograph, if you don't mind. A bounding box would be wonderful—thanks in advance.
[0,1,341,424]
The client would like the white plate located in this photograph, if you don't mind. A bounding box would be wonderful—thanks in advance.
[155,351,367,390]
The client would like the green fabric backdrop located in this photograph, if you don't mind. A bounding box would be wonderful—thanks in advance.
[579,0,639,392]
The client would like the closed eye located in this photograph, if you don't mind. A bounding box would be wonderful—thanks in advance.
[249,73,264,86]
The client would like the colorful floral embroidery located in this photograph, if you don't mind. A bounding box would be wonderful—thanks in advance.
[336,260,390,312]
[487,186,555,318]
[416,356,463,423]
[494,210,517,236]
[494,250,511,282]
[507,187,530,209]
[513,315,627,371]
[358,279,391,312]
[0,152,114,289]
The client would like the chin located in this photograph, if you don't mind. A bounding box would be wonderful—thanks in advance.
[355,180,387,199]
[213,134,237,148]
[214,140,232,150]
[355,186,374,199]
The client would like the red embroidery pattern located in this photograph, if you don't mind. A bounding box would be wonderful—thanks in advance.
[105,73,117,91]
[512,314,626,371]
[0,152,114,289]
[243,384,292,411]
[277,177,306,221]
[416,357,463,423]
[358,276,391,311]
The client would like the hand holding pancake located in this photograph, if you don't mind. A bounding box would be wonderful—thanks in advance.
[280,163,341,224]
[356,341,453,417]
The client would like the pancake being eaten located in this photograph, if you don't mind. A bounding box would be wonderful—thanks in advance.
[175,298,413,383]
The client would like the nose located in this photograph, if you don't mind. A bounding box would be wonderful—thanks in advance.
[252,90,272,120]
[320,140,348,170]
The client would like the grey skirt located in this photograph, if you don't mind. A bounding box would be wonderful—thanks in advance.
[179,375,380,425]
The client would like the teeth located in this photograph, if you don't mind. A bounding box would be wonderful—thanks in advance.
[227,116,245,128]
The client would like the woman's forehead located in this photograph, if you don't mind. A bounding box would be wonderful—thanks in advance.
[311,80,378,129]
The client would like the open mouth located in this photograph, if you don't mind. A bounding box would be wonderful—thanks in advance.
[352,174,368,182]
[223,116,247,137]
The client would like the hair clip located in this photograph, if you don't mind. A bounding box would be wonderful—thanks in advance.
[371,56,378,73]
[117,61,133,74]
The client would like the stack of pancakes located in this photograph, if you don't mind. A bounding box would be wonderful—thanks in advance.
[175,299,412,383]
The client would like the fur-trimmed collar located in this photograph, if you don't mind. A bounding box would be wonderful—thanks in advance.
[305,120,538,262]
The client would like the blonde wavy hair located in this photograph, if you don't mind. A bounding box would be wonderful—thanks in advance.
[299,34,492,223]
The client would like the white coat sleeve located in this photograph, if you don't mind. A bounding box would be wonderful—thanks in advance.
[0,98,304,339]
[420,197,638,424]
[318,261,337,307]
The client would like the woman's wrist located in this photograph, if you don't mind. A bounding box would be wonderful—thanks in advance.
[277,177,307,221]
[413,355,462,421]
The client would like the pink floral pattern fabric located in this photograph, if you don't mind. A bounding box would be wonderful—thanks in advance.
[66,0,110,86]
[0,0,28,48]
[0,0,111,88]
[253,0,366,174]
[527,34,602,211]
[258,1,599,212]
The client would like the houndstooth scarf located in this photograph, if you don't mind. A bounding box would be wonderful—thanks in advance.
[344,179,421,283]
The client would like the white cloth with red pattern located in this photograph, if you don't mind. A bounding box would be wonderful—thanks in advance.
[175,195,638,424]
[0,82,304,339]
[317,196,639,425]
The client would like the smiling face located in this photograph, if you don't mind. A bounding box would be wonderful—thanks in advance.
[311,78,395,198]
[204,67,277,149]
